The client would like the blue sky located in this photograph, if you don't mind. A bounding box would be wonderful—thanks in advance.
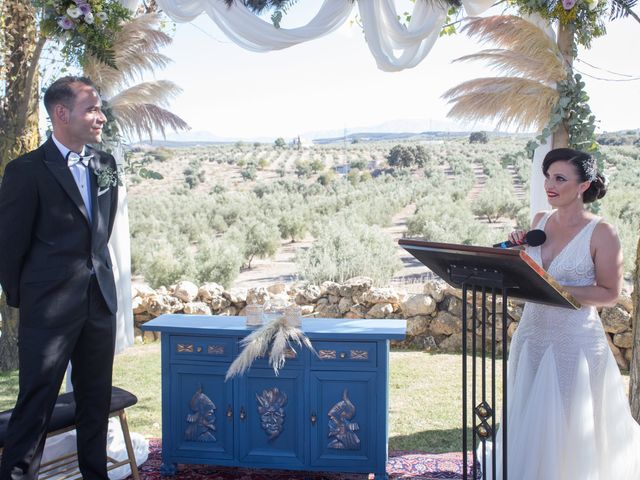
[139,4,640,140]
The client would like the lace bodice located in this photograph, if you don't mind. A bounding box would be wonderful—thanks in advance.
[526,211,598,288]
[510,211,608,416]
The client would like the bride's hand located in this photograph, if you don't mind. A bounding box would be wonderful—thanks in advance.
[509,229,526,246]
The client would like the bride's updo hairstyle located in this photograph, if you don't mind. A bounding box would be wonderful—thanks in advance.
[542,148,606,204]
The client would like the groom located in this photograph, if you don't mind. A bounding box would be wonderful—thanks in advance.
[0,76,119,480]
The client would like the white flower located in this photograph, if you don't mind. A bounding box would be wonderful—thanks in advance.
[586,0,599,10]
[66,6,82,19]
[96,11,108,21]
[84,12,94,24]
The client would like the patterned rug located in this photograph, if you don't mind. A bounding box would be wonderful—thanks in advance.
[132,439,473,479]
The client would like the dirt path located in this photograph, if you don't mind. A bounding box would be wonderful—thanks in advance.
[467,163,486,201]
[232,235,313,289]
[508,165,526,201]
[387,204,434,292]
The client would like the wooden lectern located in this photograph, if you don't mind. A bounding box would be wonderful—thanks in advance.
[398,239,579,480]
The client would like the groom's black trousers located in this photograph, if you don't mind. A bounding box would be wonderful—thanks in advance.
[0,275,116,480]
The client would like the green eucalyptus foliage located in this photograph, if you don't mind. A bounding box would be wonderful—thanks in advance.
[33,0,131,67]
[527,73,600,159]
[558,74,599,155]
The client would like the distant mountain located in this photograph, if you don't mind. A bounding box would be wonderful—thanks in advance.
[301,118,496,141]
[168,130,232,142]
[312,130,470,144]
[135,118,501,146]
[139,130,274,145]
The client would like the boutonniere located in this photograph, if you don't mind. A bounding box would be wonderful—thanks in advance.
[94,166,122,196]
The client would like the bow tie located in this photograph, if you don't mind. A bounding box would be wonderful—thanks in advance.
[66,151,93,167]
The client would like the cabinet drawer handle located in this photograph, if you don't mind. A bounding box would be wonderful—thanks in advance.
[196,346,203,353]
[339,352,346,359]
[226,405,233,418]
[310,412,317,425]
[239,407,246,421]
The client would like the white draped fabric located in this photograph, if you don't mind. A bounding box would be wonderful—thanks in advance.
[531,137,553,219]
[461,0,495,16]
[358,0,447,72]
[117,0,140,10]
[109,144,134,354]
[150,0,494,72]
[155,0,354,50]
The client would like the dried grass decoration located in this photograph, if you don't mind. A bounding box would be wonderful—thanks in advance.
[225,316,316,380]
[442,15,568,132]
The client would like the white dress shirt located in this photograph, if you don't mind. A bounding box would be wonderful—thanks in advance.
[51,134,93,223]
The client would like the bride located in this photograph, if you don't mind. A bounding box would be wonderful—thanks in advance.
[485,148,640,479]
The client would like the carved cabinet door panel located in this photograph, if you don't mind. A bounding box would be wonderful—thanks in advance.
[237,368,305,468]
[170,364,235,461]
[309,370,377,469]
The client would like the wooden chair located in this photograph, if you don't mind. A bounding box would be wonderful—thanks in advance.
[0,386,140,480]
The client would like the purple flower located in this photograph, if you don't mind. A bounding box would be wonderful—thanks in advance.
[78,3,92,15]
[562,0,577,9]
[57,16,74,30]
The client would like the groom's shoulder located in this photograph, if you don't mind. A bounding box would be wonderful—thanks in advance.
[6,145,46,173]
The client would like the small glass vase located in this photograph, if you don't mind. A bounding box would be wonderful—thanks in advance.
[245,303,264,327]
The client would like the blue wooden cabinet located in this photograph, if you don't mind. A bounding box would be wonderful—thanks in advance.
[142,315,406,479]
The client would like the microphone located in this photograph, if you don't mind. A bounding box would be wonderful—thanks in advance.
[493,229,546,249]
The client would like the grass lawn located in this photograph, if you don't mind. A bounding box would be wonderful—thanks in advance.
[0,343,505,453]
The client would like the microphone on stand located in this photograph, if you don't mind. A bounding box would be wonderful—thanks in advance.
[493,229,546,249]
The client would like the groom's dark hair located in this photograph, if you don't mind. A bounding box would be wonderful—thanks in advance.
[44,76,97,117]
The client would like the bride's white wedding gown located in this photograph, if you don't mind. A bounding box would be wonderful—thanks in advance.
[483,211,640,480]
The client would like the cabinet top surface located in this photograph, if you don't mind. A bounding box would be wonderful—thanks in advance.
[141,315,406,340]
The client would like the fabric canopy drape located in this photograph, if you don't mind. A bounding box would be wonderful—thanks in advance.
[151,0,495,71]
[155,0,353,50]
[358,0,448,72]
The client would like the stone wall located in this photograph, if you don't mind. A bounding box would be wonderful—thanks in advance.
[132,277,635,371]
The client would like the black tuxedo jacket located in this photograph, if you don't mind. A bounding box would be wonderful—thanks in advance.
[0,137,119,328]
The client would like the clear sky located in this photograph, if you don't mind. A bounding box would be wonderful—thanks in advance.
[140,3,640,141]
